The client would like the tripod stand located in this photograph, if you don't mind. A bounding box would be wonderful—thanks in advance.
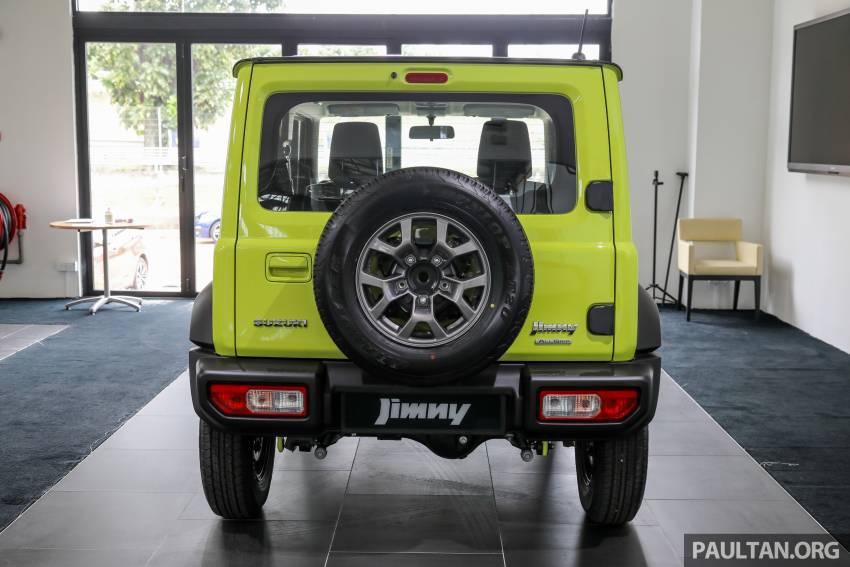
[646,170,678,304]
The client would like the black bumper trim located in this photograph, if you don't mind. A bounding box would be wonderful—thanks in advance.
[189,348,660,439]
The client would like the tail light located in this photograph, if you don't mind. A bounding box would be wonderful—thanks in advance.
[538,389,638,422]
[209,384,307,417]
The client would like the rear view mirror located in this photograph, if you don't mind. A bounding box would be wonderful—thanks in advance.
[409,125,455,140]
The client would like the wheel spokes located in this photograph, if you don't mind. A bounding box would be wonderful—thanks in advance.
[356,213,491,347]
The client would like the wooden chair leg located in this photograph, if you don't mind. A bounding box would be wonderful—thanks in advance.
[686,277,694,321]
[678,273,684,310]
[733,280,741,311]
[754,277,761,320]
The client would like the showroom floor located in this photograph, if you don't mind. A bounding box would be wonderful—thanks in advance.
[0,369,842,567]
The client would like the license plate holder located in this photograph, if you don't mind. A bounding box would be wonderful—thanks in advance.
[341,392,506,434]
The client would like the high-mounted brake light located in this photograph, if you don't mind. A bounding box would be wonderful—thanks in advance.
[209,384,307,417]
[405,72,448,84]
[538,389,638,422]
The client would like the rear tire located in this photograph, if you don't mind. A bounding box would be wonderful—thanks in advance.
[199,420,275,519]
[575,426,648,525]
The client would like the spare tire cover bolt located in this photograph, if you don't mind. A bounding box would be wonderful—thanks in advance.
[431,256,443,266]
[521,448,534,462]
[405,255,417,266]
[314,446,327,460]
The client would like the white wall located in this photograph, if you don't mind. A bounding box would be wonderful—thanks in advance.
[686,0,774,308]
[612,0,694,291]
[0,1,80,298]
[763,0,850,354]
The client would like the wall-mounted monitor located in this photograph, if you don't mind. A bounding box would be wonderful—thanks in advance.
[788,7,850,176]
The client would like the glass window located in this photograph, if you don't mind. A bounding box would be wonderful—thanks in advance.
[77,0,608,14]
[77,0,284,12]
[257,94,577,215]
[297,44,387,56]
[85,42,181,292]
[401,44,492,57]
[508,44,601,60]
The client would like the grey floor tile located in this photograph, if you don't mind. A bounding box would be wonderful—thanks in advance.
[99,415,199,451]
[486,439,575,474]
[645,455,795,501]
[146,519,335,567]
[501,521,680,567]
[0,491,192,551]
[653,372,713,423]
[276,437,359,471]
[0,548,152,567]
[137,373,194,417]
[647,499,826,556]
[492,471,657,526]
[327,552,505,566]
[52,449,201,493]
[348,440,492,496]
[180,469,349,521]
[649,419,747,456]
[331,494,500,553]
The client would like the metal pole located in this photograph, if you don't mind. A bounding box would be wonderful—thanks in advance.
[102,228,110,298]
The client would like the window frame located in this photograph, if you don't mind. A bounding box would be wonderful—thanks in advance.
[71,0,613,296]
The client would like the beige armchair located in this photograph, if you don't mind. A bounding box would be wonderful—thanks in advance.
[677,218,763,321]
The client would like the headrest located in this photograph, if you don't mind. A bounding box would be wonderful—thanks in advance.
[328,122,383,188]
[477,119,532,194]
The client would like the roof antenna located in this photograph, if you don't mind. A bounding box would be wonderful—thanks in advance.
[572,9,589,61]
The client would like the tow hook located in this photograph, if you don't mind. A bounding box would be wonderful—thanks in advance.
[520,441,553,462]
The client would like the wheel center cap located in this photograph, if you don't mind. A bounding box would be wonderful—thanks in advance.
[407,262,440,294]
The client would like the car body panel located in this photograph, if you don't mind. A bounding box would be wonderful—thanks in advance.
[212,60,638,363]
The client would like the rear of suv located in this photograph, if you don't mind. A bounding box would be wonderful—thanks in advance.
[189,57,661,526]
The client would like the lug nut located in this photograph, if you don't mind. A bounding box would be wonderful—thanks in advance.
[397,280,408,290]
[405,255,417,266]
[439,281,450,291]
[418,295,429,306]
[431,255,443,266]
[520,449,534,462]
[314,447,327,460]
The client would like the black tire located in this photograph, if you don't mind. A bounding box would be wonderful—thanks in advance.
[314,167,533,385]
[575,426,649,525]
[209,221,221,242]
[199,420,275,519]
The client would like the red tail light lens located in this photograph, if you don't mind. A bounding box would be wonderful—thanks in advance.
[209,384,307,417]
[538,389,639,421]
[405,72,448,84]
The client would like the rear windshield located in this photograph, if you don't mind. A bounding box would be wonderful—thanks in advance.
[258,93,576,214]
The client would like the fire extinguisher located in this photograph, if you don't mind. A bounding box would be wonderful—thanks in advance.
[0,192,27,281]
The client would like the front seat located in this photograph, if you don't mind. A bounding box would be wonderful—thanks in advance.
[477,119,547,213]
[310,122,384,211]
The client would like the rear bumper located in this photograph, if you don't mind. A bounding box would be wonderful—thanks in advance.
[189,348,661,440]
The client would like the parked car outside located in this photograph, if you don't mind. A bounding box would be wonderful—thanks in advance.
[93,228,149,290]
[194,211,221,242]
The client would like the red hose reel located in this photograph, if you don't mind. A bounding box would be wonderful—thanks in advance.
[0,192,27,281]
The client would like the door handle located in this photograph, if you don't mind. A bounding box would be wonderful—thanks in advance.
[266,253,311,282]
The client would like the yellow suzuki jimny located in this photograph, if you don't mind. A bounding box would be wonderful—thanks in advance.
[189,56,661,525]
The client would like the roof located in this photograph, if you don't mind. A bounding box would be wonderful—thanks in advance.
[232,56,623,81]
